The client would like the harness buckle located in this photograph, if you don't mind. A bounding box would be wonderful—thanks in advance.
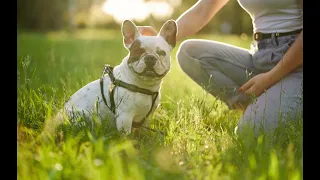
[109,83,115,93]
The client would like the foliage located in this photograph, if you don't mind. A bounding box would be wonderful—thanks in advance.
[17,0,252,34]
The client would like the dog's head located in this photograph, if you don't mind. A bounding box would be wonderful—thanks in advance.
[121,19,177,80]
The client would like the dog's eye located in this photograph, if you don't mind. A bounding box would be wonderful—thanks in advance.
[157,50,166,56]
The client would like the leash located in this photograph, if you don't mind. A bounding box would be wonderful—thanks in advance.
[99,64,161,131]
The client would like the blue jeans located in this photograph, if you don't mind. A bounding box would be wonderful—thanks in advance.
[176,34,303,136]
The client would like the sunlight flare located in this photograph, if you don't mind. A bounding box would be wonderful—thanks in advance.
[102,0,174,23]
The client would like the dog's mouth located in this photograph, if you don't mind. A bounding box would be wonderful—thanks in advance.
[131,67,167,78]
[144,69,157,76]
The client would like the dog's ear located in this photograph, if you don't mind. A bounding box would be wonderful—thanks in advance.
[158,19,177,50]
[121,20,141,49]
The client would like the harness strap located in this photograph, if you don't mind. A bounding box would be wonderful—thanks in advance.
[99,64,159,128]
[100,65,113,113]
[109,84,116,114]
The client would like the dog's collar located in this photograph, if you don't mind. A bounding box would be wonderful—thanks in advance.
[99,64,159,128]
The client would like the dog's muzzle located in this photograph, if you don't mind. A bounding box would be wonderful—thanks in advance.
[144,55,157,68]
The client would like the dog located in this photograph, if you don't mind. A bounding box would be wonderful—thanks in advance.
[43,19,177,136]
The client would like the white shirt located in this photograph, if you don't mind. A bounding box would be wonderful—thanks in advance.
[237,0,303,33]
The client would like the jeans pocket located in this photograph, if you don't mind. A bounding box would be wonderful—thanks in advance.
[271,36,297,63]
[253,36,296,72]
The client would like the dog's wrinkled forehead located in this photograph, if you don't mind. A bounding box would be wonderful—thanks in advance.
[130,36,170,53]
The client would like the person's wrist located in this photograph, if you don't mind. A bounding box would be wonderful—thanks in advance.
[265,70,279,87]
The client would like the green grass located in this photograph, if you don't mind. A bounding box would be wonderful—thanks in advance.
[17,29,302,180]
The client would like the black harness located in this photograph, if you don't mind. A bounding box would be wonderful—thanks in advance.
[99,64,159,128]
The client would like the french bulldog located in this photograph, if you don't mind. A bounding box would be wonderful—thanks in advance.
[44,19,177,136]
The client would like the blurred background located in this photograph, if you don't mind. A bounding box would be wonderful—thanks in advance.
[17,0,253,37]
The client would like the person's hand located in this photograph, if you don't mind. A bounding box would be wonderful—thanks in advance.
[238,72,274,97]
[137,26,158,36]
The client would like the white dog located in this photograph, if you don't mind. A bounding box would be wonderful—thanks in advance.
[44,19,177,136]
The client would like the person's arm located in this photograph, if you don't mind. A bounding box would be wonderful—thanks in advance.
[138,0,230,41]
[175,0,229,41]
[267,31,303,84]
[239,30,303,96]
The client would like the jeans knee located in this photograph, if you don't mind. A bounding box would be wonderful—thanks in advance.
[237,108,280,137]
[176,40,189,68]
[176,40,199,72]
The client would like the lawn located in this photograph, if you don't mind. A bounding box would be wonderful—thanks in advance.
[17,29,302,180]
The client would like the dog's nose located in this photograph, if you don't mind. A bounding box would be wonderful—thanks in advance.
[144,55,157,67]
